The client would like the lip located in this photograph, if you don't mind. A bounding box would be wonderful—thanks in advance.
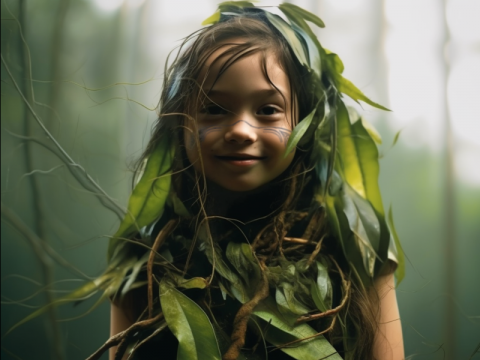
[215,153,266,167]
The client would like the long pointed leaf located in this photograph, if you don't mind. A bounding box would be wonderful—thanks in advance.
[160,280,222,360]
[387,207,405,285]
[7,275,111,335]
[265,12,308,67]
[311,261,332,312]
[108,139,173,259]
[254,297,342,360]
[279,3,325,28]
[336,102,385,216]
[284,108,316,157]
[336,75,390,111]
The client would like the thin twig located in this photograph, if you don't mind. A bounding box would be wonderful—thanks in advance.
[1,53,125,220]
[147,219,177,318]
[307,234,326,266]
[86,312,163,360]
[296,257,350,324]
[127,322,167,359]
[276,317,337,350]
[283,237,314,245]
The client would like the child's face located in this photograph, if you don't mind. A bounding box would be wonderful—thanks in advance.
[184,46,296,192]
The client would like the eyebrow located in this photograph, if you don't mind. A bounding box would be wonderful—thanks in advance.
[206,88,284,98]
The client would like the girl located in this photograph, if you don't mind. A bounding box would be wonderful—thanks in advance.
[103,2,404,360]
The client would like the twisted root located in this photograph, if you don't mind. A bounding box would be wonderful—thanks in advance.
[222,260,269,360]
[147,219,177,318]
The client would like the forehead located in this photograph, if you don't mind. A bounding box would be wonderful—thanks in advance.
[198,39,290,95]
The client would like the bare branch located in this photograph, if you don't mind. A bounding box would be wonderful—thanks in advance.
[1,54,126,220]
[86,312,164,360]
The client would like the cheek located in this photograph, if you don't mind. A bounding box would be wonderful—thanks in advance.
[184,129,200,166]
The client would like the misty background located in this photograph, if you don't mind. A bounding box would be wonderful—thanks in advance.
[1,0,479,359]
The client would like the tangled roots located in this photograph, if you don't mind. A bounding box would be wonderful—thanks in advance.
[222,260,269,360]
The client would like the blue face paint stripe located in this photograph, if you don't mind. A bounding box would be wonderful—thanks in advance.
[198,120,292,145]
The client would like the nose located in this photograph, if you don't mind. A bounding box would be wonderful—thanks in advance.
[224,119,258,144]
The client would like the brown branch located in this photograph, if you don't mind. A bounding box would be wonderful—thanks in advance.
[147,219,177,318]
[223,260,270,360]
[276,316,337,350]
[307,234,326,267]
[86,312,163,360]
[295,285,349,324]
[283,237,316,245]
[0,53,125,220]
[128,322,167,358]
[296,257,350,324]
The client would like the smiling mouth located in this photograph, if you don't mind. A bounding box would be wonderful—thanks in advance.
[216,155,267,161]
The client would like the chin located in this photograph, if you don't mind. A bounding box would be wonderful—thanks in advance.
[210,178,275,193]
[220,183,262,193]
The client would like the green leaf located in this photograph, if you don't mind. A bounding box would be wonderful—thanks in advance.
[277,4,324,74]
[325,192,371,285]
[175,276,208,290]
[325,51,344,74]
[311,261,332,312]
[218,0,255,10]
[336,75,390,111]
[279,3,325,28]
[122,252,149,295]
[276,283,311,317]
[199,229,248,303]
[284,107,316,157]
[292,24,322,73]
[253,297,342,360]
[169,191,191,218]
[392,129,402,147]
[361,118,382,145]
[342,185,379,277]
[387,207,405,285]
[108,139,173,259]
[336,102,384,216]
[265,12,308,67]
[226,242,260,288]
[201,11,220,25]
[7,274,112,335]
[160,280,222,360]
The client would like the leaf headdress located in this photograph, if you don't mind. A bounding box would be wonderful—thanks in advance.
[10,2,405,359]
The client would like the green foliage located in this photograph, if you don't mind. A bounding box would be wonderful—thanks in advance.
[108,138,174,260]
[335,76,390,111]
[279,3,325,29]
[160,280,222,360]
[322,100,395,281]
[387,207,405,284]
[311,261,333,312]
[284,107,316,157]
[265,12,309,67]
[254,297,342,360]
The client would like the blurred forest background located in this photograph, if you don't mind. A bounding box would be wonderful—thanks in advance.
[1,0,479,359]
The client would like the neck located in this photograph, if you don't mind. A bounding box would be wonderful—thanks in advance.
[204,179,285,221]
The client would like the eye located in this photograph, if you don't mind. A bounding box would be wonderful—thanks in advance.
[200,104,228,115]
[257,105,281,116]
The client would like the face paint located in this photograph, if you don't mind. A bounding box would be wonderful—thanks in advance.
[184,48,296,192]
[199,120,292,146]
